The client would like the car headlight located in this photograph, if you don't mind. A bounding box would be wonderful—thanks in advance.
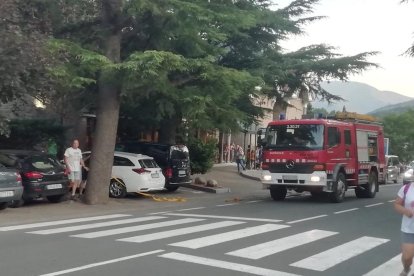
[404,171,413,178]
[310,175,321,182]
[263,175,272,181]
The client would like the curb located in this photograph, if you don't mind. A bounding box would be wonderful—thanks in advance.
[239,170,261,181]
[182,184,231,194]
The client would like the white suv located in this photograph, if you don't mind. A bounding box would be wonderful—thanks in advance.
[83,151,166,198]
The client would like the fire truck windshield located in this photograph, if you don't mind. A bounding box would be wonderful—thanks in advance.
[264,124,324,150]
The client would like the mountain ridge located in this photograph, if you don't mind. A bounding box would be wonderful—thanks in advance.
[311,81,413,114]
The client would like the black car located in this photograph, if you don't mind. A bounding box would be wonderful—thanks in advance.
[0,150,69,207]
[115,142,191,192]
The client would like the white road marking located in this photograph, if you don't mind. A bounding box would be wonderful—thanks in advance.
[290,236,389,271]
[0,214,131,231]
[170,224,289,249]
[246,200,263,204]
[165,213,283,223]
[38,250,164,276]
[363,254,401,276]
[159,252,301,276]
[176,207,205,211]
[216,203,239,207]
[28,216,165,235]
[365,203,384,208]
[72,218,204,238]
[148,211,171,215]
[287,215,328,224]
[334,208,359,214]
[227,229,338,260]
[388,199,396,203]
[117,221,245,243]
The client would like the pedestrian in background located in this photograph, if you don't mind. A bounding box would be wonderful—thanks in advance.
[230,142,235,162]
[394,181,414,276]
[250,147,256,169]
[224,143,230,163]
[235,145,245,172]
[64,139,88,200]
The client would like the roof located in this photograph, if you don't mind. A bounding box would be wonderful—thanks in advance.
[0,149,47,156]
[83,151,154,160]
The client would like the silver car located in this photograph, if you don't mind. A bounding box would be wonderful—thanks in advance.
[385,155,401,183]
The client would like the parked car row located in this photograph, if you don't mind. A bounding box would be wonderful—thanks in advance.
[0,143,192,210]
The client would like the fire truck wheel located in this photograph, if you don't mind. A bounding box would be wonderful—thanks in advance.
[270,186,287,201]
[330,172,346,203]
[356,172,377,198]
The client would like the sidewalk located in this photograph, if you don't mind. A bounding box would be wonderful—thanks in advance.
[213,162,261,181]
[240,169,261,181]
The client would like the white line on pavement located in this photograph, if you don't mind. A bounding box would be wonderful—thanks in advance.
[287,215,328,224]
[365,203,384,208]
[0,214,131,231]
[246,200,263,203]
[117,221,245,243]
[159,252,301,276]
[216,203,239,207]
[363,254,401,276]
[291,236,389,271]
[334,208,359,214]
[38,250,164,276]
[170,224,289,249]
[28,216,165,235]
[227,229,338,260]
[72,218,204,239]
[165,213,283,223]
[176,207,206,212]
[148,211,171,215]
[388,199,396,203]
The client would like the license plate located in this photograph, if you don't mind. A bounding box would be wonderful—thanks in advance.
[47,184,63,190]
[0,191,14,198]
[151,173,159,178]
[179,170,186,176]
[283,175,297,180]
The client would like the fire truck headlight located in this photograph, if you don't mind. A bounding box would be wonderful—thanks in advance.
[310,175,321,182]
[263,175,272,181]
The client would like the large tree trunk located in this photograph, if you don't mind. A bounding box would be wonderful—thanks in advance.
[84,0,123,205]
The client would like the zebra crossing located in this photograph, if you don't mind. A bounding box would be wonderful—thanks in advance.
[0,213,402,275]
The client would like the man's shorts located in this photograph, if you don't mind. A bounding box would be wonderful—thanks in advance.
[69,171,82,181]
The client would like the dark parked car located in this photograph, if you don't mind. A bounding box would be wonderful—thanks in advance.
[116,142,191,192]
[0,150,69,207]
[0,164,23,210]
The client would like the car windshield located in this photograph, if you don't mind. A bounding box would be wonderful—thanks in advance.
[265,124,324,150]
[170,145,189,160]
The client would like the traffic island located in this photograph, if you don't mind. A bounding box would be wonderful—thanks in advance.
[182,176,231,193]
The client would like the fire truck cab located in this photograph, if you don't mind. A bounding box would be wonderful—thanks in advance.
[260,112,385,203]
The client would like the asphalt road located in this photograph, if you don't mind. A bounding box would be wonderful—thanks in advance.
[0,166,405,276]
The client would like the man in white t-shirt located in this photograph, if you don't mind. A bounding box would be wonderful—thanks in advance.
[395,182,414,276]
[64,139,88,199]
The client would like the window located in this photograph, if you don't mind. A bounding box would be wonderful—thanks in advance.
[27,155,62,171]
[113,156,134,166]
[264,124,324,150]
[138,159,159,168]
[328,127,340,148]
[344,130,352,145]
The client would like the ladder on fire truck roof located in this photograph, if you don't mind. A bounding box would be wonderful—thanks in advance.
[330,112,382,125]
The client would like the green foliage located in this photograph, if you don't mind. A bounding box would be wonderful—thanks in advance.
[0,119,67,152]
[188,137,217,174]
[0,0,55,103]
[383,109,414,162]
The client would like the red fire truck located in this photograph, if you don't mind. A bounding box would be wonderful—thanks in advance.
[260,112,386,203]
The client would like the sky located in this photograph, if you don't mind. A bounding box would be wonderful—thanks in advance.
[275,0,414,98]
